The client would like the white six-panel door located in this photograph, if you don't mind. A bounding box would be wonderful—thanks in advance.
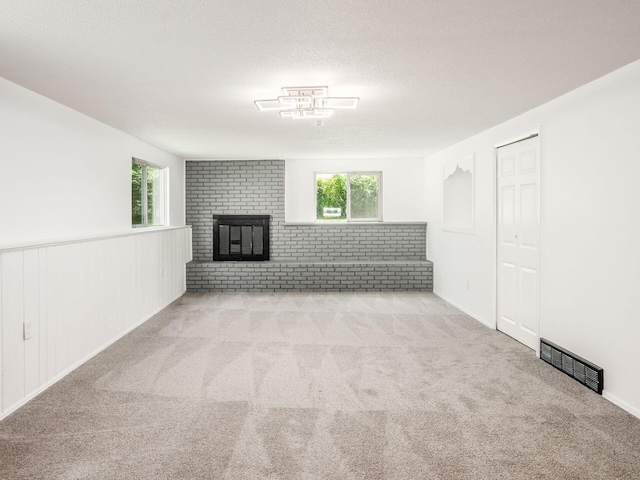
[497,136,540,350]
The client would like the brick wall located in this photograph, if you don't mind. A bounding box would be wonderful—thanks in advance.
[275,223,425,262]
[187,261,433,292]
[186,160,285,261]
[185,159,432,291]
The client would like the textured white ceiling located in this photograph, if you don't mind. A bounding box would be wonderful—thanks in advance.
[2,1,640,159]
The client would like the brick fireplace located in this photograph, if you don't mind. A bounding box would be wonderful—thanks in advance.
[185,159,433,292]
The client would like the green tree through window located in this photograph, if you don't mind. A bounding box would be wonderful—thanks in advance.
[316,174,347,220]
[350,174,379,219]
[316,172,381,221]
[132,159,166,226]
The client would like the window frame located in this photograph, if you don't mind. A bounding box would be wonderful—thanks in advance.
[314,171,383,223]
[132,157,168,228]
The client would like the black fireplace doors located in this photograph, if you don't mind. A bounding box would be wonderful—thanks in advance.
[212,215,270,261]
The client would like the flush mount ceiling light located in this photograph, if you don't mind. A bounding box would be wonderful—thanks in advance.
[254,86,359,121]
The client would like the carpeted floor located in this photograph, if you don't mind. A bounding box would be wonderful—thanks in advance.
[1,292,639,479]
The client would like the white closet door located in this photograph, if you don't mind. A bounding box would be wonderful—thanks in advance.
[497,136,540,350]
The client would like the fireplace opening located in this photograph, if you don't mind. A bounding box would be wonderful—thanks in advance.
[212,215,270,261]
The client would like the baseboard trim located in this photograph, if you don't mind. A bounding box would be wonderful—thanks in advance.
[433,290,495,329]
[603,390,640,420]
[0,290,185,421]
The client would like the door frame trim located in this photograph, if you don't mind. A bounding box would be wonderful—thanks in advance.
[496,133,539,149]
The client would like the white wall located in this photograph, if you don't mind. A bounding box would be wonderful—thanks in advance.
[0,76,185,246]
[0,76,191,419]
[285,157,426,222]
[424,59,640,418]
[0,228,192,419]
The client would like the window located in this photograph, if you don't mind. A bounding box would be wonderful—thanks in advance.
[132,158,167,226]
[315,172,382,222]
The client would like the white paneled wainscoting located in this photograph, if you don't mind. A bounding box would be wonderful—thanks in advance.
[0,226,192,419]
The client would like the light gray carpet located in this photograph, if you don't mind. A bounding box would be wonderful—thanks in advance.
[1,292,639,479]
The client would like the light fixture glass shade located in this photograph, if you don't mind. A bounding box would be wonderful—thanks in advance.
[319,97,359,109]
[279,110,302,118]
[255,99,290,111]
[278,95,313,107]
[303,109,334,118]
[281,86,328,98]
